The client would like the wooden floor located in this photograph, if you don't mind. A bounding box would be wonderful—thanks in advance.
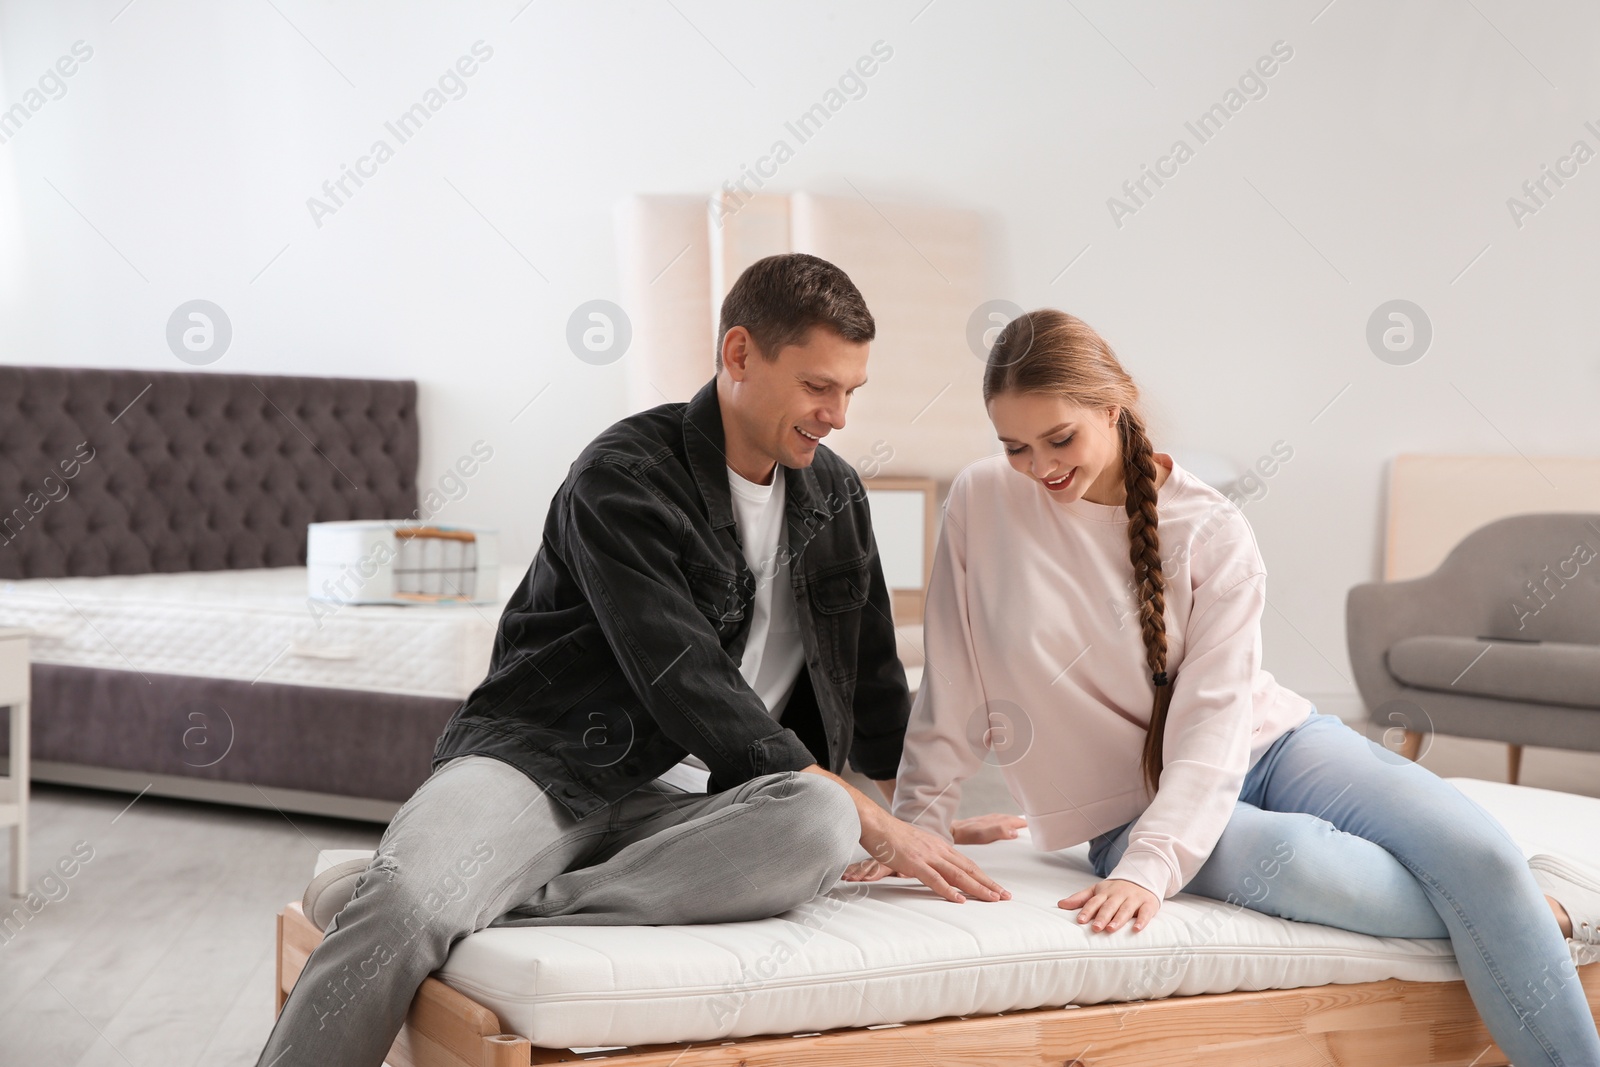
[0,782,379,1067]
[2,718,1596,1066]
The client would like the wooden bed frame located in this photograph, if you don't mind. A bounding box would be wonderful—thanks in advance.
[277,902,1600,1066]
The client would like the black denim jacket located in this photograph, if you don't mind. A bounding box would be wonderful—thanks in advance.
[432,378,911,819]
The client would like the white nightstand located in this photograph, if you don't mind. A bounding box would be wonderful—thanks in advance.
[0,628,29,898]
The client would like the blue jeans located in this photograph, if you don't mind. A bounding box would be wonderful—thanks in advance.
[1087,708,1600,1066]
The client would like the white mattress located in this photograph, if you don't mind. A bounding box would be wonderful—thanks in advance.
[0,566,521,699]
[311,776,1600,1050]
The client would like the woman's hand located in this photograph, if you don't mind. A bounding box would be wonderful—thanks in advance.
[842,857,892,881]
[952,813,1027,844]
[1059,878,1160,933]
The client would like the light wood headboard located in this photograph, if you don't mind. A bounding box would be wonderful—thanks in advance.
[1385,454,1600,580]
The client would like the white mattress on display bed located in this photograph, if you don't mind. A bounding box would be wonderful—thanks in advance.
[0,566,521,699]
[310,777,1600,1051]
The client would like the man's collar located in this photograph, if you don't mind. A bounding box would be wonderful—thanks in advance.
[683,378,736,529]
[683,376,827,532]
[782,455,827,526]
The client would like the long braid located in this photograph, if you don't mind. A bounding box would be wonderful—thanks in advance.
[1119,407,1172,797]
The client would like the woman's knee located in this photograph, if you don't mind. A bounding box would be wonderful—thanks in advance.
[1391,821,1532,898]
[1359,784,1528,885]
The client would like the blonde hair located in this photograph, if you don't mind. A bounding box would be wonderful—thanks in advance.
[983,309,1171,798]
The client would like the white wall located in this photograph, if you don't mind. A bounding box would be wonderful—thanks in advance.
[3,0,1599,718]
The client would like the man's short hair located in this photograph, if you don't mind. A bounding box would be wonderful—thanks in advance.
[715,253,875,370]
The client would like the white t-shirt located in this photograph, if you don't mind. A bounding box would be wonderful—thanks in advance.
[651,464,807,792]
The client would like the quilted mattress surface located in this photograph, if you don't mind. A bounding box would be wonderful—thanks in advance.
[311,776,1600,1049]
[0,566,519,698]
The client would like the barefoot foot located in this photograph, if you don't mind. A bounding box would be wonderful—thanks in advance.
[1531,855,1599,944]
[1547,894,1573,939]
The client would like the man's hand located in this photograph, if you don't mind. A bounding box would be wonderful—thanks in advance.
[801,766,1009,904]
[844,812,1025,883]
[858,815,1012,903]
[1059,878,1160,934]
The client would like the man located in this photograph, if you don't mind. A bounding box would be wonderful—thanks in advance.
[257,253,1007,1066]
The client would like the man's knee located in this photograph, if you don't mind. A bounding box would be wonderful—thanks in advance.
[346,845,498,948]
[763,772,860,891]
[792,771,860,838]
[292,853,482,1033]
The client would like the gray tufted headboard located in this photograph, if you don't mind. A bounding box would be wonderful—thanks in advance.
[0,366,420,579]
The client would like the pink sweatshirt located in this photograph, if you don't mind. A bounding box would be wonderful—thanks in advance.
[891,452,1313,901]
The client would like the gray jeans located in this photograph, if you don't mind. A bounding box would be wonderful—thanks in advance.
[257,755,861,1067]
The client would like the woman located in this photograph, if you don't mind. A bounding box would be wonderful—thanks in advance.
[847,309,1600,1065]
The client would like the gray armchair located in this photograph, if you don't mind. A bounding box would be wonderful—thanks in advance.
[1347,512,1600,783]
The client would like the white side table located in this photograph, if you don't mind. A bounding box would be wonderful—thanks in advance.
[0,628,30,898]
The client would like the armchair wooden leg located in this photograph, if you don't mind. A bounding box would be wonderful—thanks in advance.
[1508,744,1523,785]
[1400,730,1423,762]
